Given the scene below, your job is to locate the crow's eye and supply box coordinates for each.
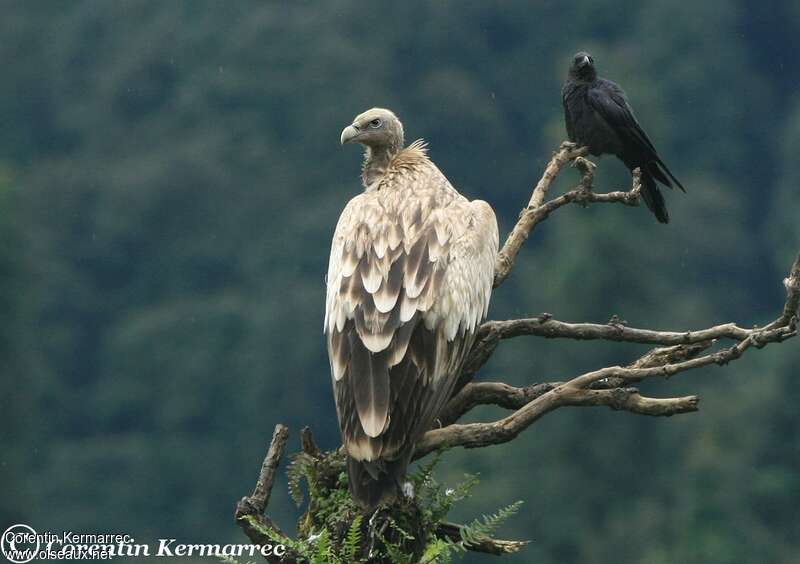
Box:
[369,118,382,128]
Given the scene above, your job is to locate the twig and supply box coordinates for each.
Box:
[507,159,641,235]
[300,426,321,458]
[436,522,529,555]
[235,424,293,563]
[442,342,710,426]
[596,341,713,389]
[250,424,290,513]
[568,326,794,389]
[493,146,642,288]
[439,382,557,427]
[477,315,754,346]
[494,142,587,287]
[418,384,699,458]
[767,252,800,329]
[628,342,715,368]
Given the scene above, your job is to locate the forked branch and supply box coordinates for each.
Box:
[493,143,640,287]
[419,252,800,457]
[235,424,294,563]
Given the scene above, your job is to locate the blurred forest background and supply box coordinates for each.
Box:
[1,1,799,563]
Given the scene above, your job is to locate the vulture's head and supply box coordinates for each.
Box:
[569,51,596,81]
[340,108,405,152]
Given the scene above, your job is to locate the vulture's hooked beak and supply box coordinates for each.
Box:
[340,124,360,145]
[580,55,591,67]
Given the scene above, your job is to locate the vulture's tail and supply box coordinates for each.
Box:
[347,455,408,511]
[639,168,669,224]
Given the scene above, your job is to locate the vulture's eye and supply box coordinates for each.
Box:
[369,118,382,128]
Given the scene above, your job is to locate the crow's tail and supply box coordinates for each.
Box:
[639,168,669,224]
[347,455,409,512]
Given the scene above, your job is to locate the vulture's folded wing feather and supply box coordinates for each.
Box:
[325,158,498,463]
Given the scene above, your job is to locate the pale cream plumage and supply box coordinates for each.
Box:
[326,108,498,509]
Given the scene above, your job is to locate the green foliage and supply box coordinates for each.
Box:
[217,557,256,564]
[343,514,364,562]
[417,502,525,564]
[420,538,458,564]
[243,514,321,561]
[285,447,522,562]
[457,502,524,549]
[288,452,319,507]
[312,530,336,564]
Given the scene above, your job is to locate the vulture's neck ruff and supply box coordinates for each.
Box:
[361,144,397,189]
[360,140,431,192]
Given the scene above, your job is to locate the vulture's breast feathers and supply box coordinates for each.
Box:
[325,141,498,461]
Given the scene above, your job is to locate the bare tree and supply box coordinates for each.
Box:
[235,142,800,563]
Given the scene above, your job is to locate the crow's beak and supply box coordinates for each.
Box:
[340,124,360,145]
[582,55,591,66]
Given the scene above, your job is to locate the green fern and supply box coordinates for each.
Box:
[444,474,480,504]
[427,473,480,524]
[384,515,415,542]
[217,556,256,564]
[380,534,415,564]
[241,515,312,558]
[419,538,457,564]
[287,452,316,507]
[343,514,363,562]
[409,451,443,492]
[311,529,341,564]
[458,501,524,548]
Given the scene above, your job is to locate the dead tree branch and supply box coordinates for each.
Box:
[493,143,641,287]
[235,424,294,563]
[460,311,779,380]
[436,522,530,555]
[440,341,712,427]
[477,315,756,346]
[438,381,558,427]
[418,252,799,457]
[770,252,800,329]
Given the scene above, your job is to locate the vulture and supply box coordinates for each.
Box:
[326,108,498,510]
[562,51,685,223]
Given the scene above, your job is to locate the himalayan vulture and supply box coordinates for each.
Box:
[325,108,498,510]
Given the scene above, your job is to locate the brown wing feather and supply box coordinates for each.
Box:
[326,148,498,467]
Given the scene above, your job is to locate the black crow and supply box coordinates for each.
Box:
[562,51,685,223]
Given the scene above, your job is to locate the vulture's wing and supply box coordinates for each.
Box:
[588,79,685,192]
[325,163,498,464]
